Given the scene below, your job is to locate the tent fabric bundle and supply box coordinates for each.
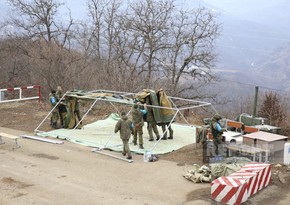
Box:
[134,89,175,124]
[183,164,212,183]
[158,89,175,123]
[65,89,134,104]
[65,97,77,129]
[149,89,162,123]
[211,157,252,178]
[139,89,162,123]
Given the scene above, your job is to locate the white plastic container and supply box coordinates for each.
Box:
[283,143,290,165]
[143,150,152,162]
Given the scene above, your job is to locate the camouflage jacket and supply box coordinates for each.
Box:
[114,116,133,140]
[131,107,144,126]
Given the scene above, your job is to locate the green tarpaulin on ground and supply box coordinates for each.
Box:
[37,113,197,155]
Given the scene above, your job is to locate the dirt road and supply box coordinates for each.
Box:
[0,127,212,205]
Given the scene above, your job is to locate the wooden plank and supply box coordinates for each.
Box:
[0,132,20,148]
[226,120,243,129]
[0,132,19,139]
[243,126,259,133]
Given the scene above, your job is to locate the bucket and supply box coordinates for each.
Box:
[143,150,152,162]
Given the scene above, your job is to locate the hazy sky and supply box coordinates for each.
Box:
[1,0,285,21]
[64,0,87,20]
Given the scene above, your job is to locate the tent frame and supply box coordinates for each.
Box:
[34,89,216,162]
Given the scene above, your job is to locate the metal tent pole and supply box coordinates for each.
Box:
[92,149,133,163]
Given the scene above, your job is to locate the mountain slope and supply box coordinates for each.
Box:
[250,43,290,90]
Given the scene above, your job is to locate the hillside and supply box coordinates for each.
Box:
[250,43,290,90]
[201,0,290,91]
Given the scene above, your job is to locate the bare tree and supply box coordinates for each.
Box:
[0,38,31,86]
[259,92,286,126]
[85,0,143,91]
[2,0,92,95]
[1,0,221,99]
[7,0,69,45]
[86,0,123,89]
[87,0,106,58]
[160,7,220,96]
[124,0,175,87]
[119,1,220,95]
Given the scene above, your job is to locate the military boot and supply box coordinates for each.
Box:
[139,144,144,149]
[156,135,160,140]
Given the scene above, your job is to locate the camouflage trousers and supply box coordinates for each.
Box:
[147,122,160,140]
[213,136,222,156]
[122,139,131,158]
[51,110,59,124]
[133,124,143,145]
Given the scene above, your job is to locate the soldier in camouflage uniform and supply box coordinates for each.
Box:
[56,86,67,128]
[210,114,225,156]
[146,104,160,141]
[114,112,133,159]
[49,90,59,128]
[131,103,147,149]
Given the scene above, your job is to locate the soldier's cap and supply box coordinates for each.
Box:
[213,113,222,120]
[133,103,138,109]
[121,111,126,116]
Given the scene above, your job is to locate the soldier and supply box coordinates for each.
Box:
[210,114,225,156]
[49,90,59,128]
[56,86,63,100]
[56,86,67,128]
[146,100,160,141]
[114,112,133,160]
[131,103,147,149]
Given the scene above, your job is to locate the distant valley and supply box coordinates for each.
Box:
[198,0,290,91]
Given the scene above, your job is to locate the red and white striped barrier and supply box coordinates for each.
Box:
[228,170,259,197]
[240,163,271,191]
[0,85,41,103]
[211,176,248,205]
